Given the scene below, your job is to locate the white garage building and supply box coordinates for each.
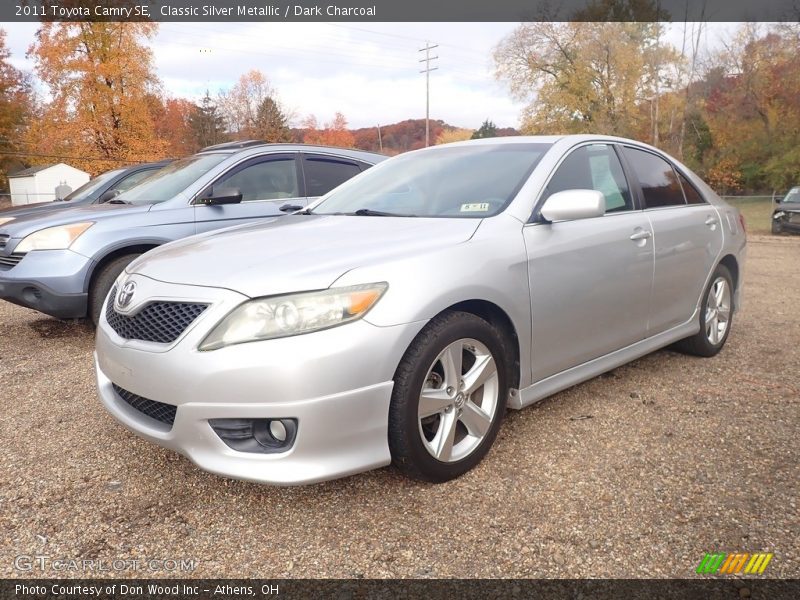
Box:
[8,163,90,206]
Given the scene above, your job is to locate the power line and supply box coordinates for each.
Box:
[0,151,132,163]
[419,42,439,147]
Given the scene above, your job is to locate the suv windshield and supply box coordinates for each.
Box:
[312,143,551,218]
[63,168,125,202]
[117,154,229,205]
[784,188,800,203]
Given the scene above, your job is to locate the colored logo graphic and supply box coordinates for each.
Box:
[696,552,773,575]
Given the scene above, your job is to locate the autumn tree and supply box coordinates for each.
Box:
[220,70,285,140]
[0,29,34,190]
[436,127,473,145]
[27,22,166,174]
[152,97,198,156]
[253,97,292,143]
[189,91,227,149]
[302,112,355,148]
[494,22,682,141]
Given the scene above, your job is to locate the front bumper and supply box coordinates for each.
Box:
[94,277,427,484]
[0,248,92,318]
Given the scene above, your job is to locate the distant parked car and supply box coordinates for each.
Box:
[94,135,746,485]
[0,143,385,324]
[0,161,171,224]
[772,186,800,234]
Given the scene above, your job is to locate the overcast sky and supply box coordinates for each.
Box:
[1,22,735,130]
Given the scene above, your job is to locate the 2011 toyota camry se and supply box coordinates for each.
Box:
[94,135,747,485]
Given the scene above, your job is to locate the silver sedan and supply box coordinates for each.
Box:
[94,135,746,485]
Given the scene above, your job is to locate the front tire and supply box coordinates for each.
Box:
[88,254,141,326]
[673,264,734,357]
[389,311,510,483]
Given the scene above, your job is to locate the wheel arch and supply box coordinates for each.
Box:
[717,254,740,307]
[84,242,164,293]
[437,299,522,390]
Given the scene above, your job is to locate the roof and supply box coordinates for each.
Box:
[197,143,387,162]
[8,164,58,178]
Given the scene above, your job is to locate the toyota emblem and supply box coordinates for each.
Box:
[117,281,137,308]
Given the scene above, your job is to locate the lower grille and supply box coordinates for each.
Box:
[106,285,208,344]
[0,253,24,268]
[113,384,177,427]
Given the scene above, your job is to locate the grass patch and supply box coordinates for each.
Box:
[725,198,774,235]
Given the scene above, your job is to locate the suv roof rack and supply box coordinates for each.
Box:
[199,140,268,152]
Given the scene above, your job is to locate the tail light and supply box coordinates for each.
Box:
[738,213,747,235]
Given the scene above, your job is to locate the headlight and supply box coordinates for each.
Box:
[0,217,14,227]
[15,222,94,253]
[199,282,388,351]
[773,211,785,219]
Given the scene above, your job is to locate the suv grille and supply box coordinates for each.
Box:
[0,253,24,268]
[113,384,177,427]
[106,286,208,344]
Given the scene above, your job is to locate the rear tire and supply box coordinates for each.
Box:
[389,311,510,483]
[88,254,140,326]
[673,264,733,357]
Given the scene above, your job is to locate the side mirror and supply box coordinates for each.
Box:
[98,189,120,203]
[200,188,243,206]
[540,189,606,222]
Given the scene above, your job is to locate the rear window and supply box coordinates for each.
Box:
[303,156,362,197]
[623,147,686,208]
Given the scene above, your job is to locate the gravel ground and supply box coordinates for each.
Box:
[0,235,797,579]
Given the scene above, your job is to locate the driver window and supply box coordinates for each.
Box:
[213,157,298,202]
[542,144,632,213]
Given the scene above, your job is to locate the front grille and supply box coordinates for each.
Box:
[0,253,24,268]
[113,384,177,427]
[0,234,8,249]
[106,286,208,344]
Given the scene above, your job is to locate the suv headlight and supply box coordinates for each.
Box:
[15,222,94,253]
[773,211,785,219]
[199,283,389,351]
[0,217,15,227]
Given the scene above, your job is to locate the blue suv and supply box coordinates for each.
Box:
[0,143,384,324]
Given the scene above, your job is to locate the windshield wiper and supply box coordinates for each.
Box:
[352,208,416,217]
[107,198,131,205]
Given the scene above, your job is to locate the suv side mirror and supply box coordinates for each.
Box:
[540,189,606,222]
[98,189,120,203]
[201,188,243,206]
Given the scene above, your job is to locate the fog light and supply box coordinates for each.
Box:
[269,420,287,442]
[209,418,297,454]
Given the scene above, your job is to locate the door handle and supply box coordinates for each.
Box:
[629,230,652,241]
[705,216,718,227]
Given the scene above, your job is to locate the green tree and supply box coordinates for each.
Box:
[253,97,292,143]
[189,91,227,149]
[471,120,498,139]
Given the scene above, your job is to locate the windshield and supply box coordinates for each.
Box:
[116,154,229,205]
[784,188,800,203]
[312,143,551,218]
[63,168,125,202]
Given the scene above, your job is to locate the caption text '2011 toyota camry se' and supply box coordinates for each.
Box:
[94,135,747,485]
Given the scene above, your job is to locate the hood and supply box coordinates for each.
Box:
[130,214,482,298]
[0,203,152,238]
[776,202,800,212]
[0,199,92,221]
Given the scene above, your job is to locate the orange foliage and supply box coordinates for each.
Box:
[302,112,355,148]
[27,22,166,174]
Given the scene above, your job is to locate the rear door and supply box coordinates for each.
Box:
[193,153,302,234]
[621,146,723,335]
[301,153,365,203]
[524,143,654,382]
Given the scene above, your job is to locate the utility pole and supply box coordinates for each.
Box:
[377,124,383,152]
[419,41,438,147]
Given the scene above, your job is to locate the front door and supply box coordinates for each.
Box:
[193,153,304,234]
[523,143,654,382]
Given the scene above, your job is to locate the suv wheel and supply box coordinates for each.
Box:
[89,254,141,326]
